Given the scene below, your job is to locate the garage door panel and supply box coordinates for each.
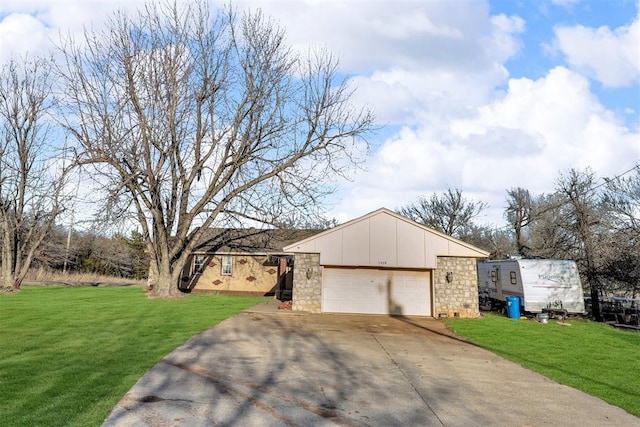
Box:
[389,274,430,316]
[323,268,431,316]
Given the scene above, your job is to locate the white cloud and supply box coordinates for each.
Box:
[489,14,526,60]
[453,67,637,181]
[0,1,145,63]
[347,67,505,126]
[340,8,524,127]
[238,0,523,75]
[0,13,50,62]
[553,13,640,87]
[336,66,640,225]
[1,0,637,230]
[551,0,581,6]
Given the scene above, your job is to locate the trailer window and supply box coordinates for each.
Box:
[490,270,497,282]
[510,271,517,284]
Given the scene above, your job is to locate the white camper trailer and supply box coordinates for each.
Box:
[477,259,586,314]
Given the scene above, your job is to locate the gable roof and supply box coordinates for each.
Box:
[283,208,490,268]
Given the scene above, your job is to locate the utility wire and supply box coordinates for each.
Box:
[495,162,640,232]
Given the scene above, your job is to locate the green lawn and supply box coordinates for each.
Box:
[447,312,640,417]
[0,286,267,427]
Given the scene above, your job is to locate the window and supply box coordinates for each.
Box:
[510,271,517,285]
[193,255,205,274]
[490,270,497,282]
[221,255,233,275]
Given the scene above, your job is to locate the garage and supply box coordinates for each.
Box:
[285,208,490,317]
[323,268,431,316]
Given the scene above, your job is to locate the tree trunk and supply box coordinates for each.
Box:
[146,258,185,298]
[1,230,15,289]
[1,262,13,289]
[149,286,184,298]
[589,282,602,322]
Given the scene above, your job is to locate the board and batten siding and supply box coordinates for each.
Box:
[284,209,487,269]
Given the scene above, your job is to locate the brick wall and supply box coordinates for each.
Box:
[292,253,322,313]
[434,257,481,319]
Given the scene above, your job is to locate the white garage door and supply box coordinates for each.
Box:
[322,268,432,316]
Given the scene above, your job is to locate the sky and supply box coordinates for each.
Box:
[1,0,639,228]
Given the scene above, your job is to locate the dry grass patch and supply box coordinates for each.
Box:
[25,268,145,286]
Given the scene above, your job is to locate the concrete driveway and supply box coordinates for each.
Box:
[103,301,639,426]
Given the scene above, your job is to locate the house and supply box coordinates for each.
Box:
[184,208,490,318]
[181,228,318,297]
[284,208,490,318]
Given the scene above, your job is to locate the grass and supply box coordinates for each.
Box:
[447,312,640,417]
[0,286,267,427]
[4,290,638,424]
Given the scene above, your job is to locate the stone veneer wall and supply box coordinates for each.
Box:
[434,256,481,319]
[292,253,322,313]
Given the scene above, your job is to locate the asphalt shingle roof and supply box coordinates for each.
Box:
[193,228,320,254]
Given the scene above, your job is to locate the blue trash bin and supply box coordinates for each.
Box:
[506,296,520,319]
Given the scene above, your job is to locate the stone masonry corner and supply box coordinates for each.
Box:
[292,253,322,313]
[434,256,481,319]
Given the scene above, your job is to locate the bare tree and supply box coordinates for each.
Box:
[603,165,640,233]
[554,168,608,321]
[599,235,640,298]
[71,231,148,279]
[526,192,573,259]
[57,1,374,297]
[505,187,535,257]
[462,224,513,259]
[397,187,487,238]
[602,165,640,297]
[0,56,67,291]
